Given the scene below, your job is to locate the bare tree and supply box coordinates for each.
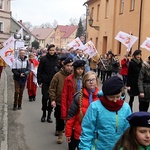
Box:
[23,22,33,30]
[69,18,78,25]
[52,20,58,28]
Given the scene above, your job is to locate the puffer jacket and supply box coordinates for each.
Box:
[79,100,131,150]
[12,56,30,82]
[65,87,99,140]
[37,53,59,85]
[61,74,76,119]
[138,61,150,101]
[49,67,71,105]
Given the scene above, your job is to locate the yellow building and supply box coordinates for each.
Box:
[0,0,11,42]
[85,0,149,60]
[54,25,78,48]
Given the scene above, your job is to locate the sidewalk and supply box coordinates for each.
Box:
[0,71,8,150]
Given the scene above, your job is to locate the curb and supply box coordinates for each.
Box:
[0,71,8,150]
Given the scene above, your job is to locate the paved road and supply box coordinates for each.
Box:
[5,66,67,150]
[3,67,149,150]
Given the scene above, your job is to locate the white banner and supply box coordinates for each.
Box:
[84,41,98,58]
[0,36,15,67]
[67,37,84,50]
[115,31,138,51]
[141,37,150,51]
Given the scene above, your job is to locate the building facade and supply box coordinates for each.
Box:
[85,0,149,60]
[0,0,11,42]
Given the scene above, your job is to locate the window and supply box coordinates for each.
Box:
[130,0,135,11]
[118,42,121,55]
[96,37,98,49]
[0,0,4,9]
[0,22,3,32]
[105,0,109,18]
[120,0,124,14]
[91,7,94,18]
[97,4,100,21]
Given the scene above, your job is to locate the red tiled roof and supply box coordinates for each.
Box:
[31,28,54,40]
[57,25,78,38]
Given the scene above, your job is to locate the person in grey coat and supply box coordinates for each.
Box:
[138,56,150,111]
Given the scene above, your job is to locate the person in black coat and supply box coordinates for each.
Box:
[127,50,142,111]
[37,44,59,123]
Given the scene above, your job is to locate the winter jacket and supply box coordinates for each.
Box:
[12,56,30,83]
[120,58,129,75]
[79,100,131,150]
[127,58,142,96]
[112,59,120,73]
[138,61,150,101]
[49,67,71,105]
[37,53,59,85]
[61,74,76,119]
[65,87,99,140]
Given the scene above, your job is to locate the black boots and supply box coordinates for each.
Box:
[41,110,46,122]
[13,104,17,111]
[29,96,33,102]
[47,111,53,123]
[13,104,22,110]
[41,111,53,123]
[29,95,36,102]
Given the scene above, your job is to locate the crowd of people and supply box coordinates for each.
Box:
[1,42,150,149]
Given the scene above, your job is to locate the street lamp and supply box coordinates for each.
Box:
[14,33,21,40]
[14,32,22,58]
[23,34,31,46]
[88,18,100,31]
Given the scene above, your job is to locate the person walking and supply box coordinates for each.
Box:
[138,56,150,111]
[61,60,85,150]
[120,54,129,86]
[65,71,99,150]
[12,49,30,110]
[49,57,73,144]
[0,42,6,79]
[26,52,39,102]
[79,76,131,150]
[127,49,142,111]
[37,44,59,123]
[113,112,150,150]
[73,47,90,72]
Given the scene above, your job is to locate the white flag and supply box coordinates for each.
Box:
[140,37,150,51]
[17,28,23,40]
[0,36,15,67]
[67,37,84,50]
[84,41,98,58]
[115,31,138,51]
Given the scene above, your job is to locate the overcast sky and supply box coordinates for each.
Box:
[11,0,86,26]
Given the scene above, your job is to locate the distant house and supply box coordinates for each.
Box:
[0,0,11,42]
[54,25,78,48]
[31,28,55,48]
[10,18,34,47]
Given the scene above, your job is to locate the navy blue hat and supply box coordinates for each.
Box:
[132,49,141,56]
[63,57,73,65]
[72,60,86,68]
[127,112,150,127]
[102,76,124,95]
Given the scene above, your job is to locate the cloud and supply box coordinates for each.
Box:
[11,0,86,26]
